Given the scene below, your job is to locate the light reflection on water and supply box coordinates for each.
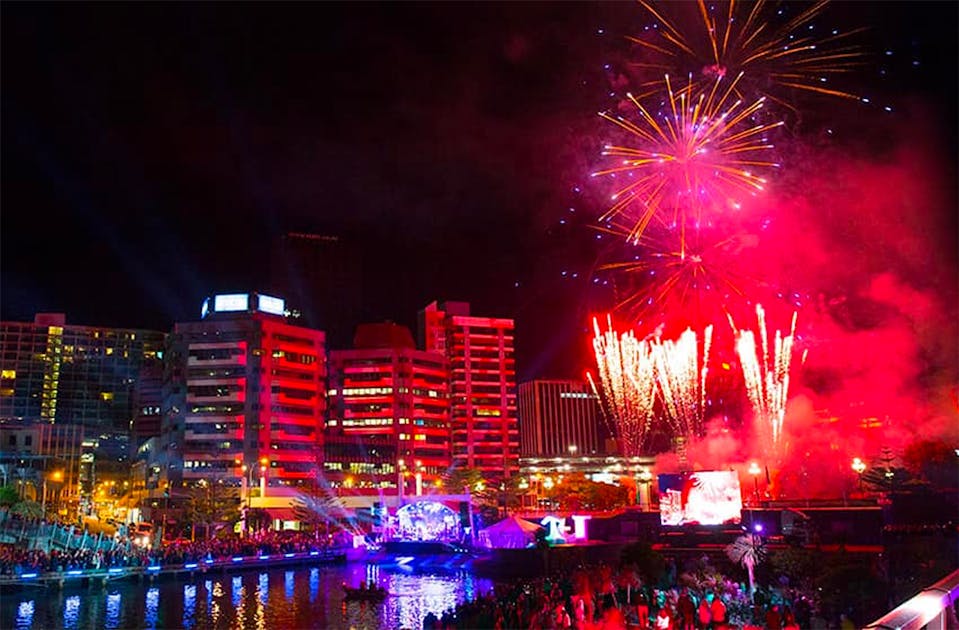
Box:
[63,594,80,629]
[3,563,493,629]
[15,601,33,630]
[145,587,159,629]
[105,591,122,629]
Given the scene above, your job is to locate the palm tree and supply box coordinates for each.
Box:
[726,533,766,596]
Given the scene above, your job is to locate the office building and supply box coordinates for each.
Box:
[327,322,450,494]
[162,292,326,490]
[419,301,518,477]
[0,313,166,433]
[518,379,606,458]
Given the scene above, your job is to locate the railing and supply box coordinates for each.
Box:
[0,548,346,586]
[863,569,959,630]
[0,512,121,553]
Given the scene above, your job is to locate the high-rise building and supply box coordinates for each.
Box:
[130,363,163,454]
[0,313,166,435]
[0,312,164,491]
[419,301,518,477]
[327,323,449,495]
[518,379,605,458]
[162,293,326,491]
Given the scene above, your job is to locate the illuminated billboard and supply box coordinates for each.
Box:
[659,471,742,526]
[213,294,249,313]
[257,294,285,316]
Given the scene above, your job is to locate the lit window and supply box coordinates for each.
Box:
[0,370,15,379]
[101,392,114,402]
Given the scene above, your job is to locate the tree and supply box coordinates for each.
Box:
[903,439,958,490]
[187,483,240,539]
[0,485,19,507]
[726,534,766,596]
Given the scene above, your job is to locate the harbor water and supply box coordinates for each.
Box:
[0,562,493,630]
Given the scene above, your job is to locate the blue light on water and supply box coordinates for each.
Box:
[20,573,37,578]
[108,568,124,574]
[63,595,81,629]
[284,553,295,558]
[309,568,319,603]
[145,587,159,629]
[309,551,319,556]
[66,570,84,576]
[257,573,269,605]
[184,563,198,569]
[15,600,34,629]
[285,570,295,599]
[105,592,122,629]
[183,584,196,629]
[147,565,161,571]
[232,576,244,609]
[258,555,270,560]
[232,557,244,562]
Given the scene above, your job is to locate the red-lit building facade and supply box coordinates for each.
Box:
[419,301,518,478]
[327,323,449,495]
[161,293,326,491]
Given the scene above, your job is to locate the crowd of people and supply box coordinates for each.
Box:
[424,562,824,630]
[0,528,345,578]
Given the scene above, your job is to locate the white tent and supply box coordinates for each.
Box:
[477,516,543,549]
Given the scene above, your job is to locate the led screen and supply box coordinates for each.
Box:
[659,470,742,526]
[257,294,285,315]
[214,293,249,313]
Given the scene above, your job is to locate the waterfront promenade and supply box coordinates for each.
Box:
[0,547,346,589]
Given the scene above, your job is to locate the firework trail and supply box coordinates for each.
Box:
[628,0,865,111]
[593,72,782,248]
[733,304,797,454]
[588,316,657,456]
[652,325,713,441]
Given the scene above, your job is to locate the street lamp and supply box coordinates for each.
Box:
[637,468,653,511]
[748,462,762,505]
[258,457,269,499]
[852,457,866,493]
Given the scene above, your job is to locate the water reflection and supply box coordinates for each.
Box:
[0,563,493,630]
[63,594,80,629]
[105,591,122,629]
[145,587,160,629]
[15,600,34,629]
[183,584,197,629]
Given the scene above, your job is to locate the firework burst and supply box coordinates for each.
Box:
[733,304,797,455]
[652,325,713,441]
[593,72,783,247]
[629,0,865,110]
[589,317,713,455]
[587,316,657,456]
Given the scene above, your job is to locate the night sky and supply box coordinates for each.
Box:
[3,2,956,382]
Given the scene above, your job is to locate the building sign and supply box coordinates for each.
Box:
[214,294,249,313]
[257,294,285,316]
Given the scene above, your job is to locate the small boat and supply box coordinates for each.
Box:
[342,584,389,602]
